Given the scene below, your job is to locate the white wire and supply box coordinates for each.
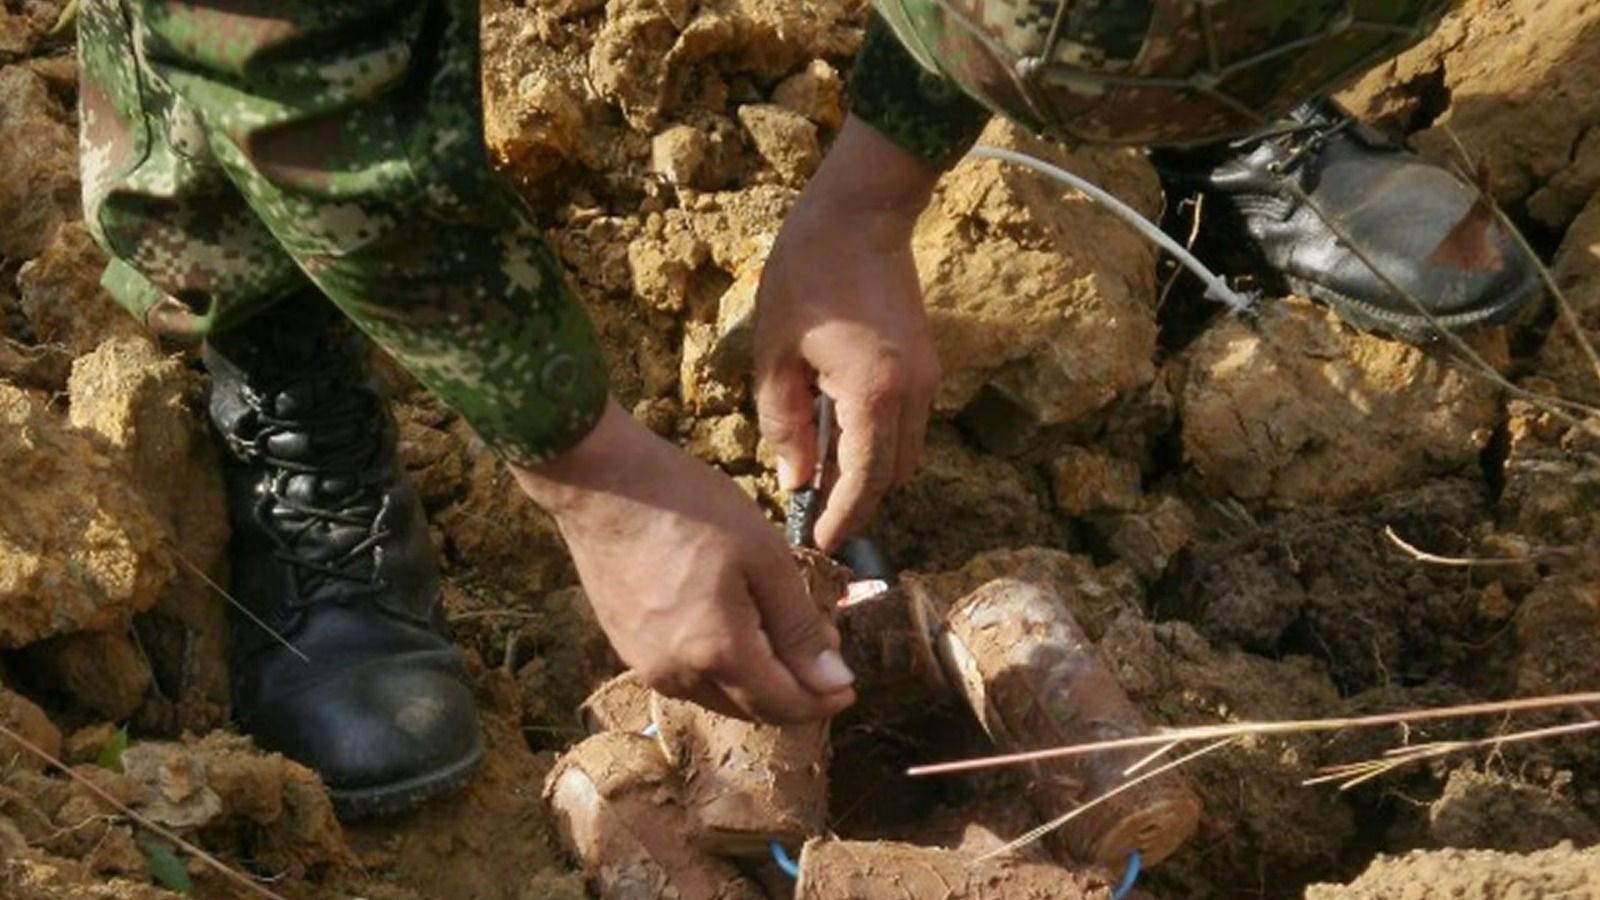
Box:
[967,144,1258,316]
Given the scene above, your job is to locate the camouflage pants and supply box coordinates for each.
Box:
[77,0,608,465]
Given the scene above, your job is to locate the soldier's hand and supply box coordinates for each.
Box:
[510,400,856,724]
[754,115,943,551]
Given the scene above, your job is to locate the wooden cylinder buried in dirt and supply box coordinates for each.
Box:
[579,670,653,734]
[544,731,765,900]
[651,692,830,857]
[794,838,1108,899]
[938,578,1201,869]
[835,583,955,727]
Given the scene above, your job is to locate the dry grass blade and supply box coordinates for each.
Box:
[1383,525,1533,567]
[0,722,290,900]
[975,738,1235,863]
[165,539,309,663]
[1437,124,1600,394]
[1307,719,1600,791]
[908,691,1600,777]
[1121,739,1183,778]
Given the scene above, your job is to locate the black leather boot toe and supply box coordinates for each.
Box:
[1154,98,1541,343]
[206,293,483,819]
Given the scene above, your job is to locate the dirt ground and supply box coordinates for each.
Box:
[3,0,1599,897]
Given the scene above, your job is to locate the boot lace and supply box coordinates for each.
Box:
[231,383,395,601]
[1241,108,1359,176]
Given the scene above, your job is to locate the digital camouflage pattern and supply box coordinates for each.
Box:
[77,0,608,465]
[856,0,1454,155]
[849,16,995,169]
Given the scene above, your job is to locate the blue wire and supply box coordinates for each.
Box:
[770,841,800,878]
[1111,850,1142,900]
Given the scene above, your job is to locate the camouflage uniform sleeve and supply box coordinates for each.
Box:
[847,12,992,170]
[78,0,608,467]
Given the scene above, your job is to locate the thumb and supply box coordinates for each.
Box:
[755,360,818,492]
[751,556,856,696]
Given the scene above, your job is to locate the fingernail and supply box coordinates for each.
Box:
[777,457,802,492]
[812,648,855,690]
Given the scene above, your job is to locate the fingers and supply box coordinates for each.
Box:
[755,359,818,492]
[810,390,896,552]
[641,628,855,725]
[746,546,857,702]
[894,372,932,485]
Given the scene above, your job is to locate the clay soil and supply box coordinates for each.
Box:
[3,0,1599,898]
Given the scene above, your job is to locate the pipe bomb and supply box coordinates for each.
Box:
[579,670,653,735]
[544,731,765,900]
[650,691,830,857]
[938,578,1202,868]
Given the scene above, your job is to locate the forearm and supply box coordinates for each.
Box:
[507,398,645,517]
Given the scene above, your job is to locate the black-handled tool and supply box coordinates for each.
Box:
[784,394,834,549]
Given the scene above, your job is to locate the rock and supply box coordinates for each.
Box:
[1535,188,1600,408]
[1306,842,1600,899]
[0,1,69,59]
[876,424,1057,571]
[484,68,586,183]
[736,103,820,185]
[772,60,845,131]
[681,320,744,415]
[0,382,171,646]
[1428,764,1600,852]
[123,741,225,831]
[628,211,710,314]
[1049,445,1143,515]
[18,221,143,355]
[916,122,1162,431]
[1342,0,1600,231]
[1105,494,1197,583]
[1175,299,1502,507]
[0,685,62,770]
[0,64,77,261]
[119,734,351,877]
[1498,396,1600,547]
[587,0,859,129]
[1512,564,1600,698]
[67,336,229,724]
[587,0,681,129]
[21,630,152,722]
[685,414,759,467]
[651,123,711,188]
[0,338,73,392]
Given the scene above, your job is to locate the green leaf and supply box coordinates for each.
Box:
[136,834,194,895]
[96,726,129,774]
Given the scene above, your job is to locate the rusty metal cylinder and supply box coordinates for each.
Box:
[937,578,1201,868]
[544,731,765,900]
[650,692,830,857]
[835,583,954,726]
[795,838,1107,899]
[579,670,653,734]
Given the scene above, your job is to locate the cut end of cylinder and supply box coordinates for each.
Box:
[1087,793,1203,870]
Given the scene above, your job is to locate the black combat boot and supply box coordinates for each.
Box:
[205,292,483,819]
[1153,98,1541,342]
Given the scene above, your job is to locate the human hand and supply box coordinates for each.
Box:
[754,115,945,551]
[509,400,856,724]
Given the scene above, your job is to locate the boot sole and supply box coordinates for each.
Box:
[328,732,486,820]
[1287,273,1542,345]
